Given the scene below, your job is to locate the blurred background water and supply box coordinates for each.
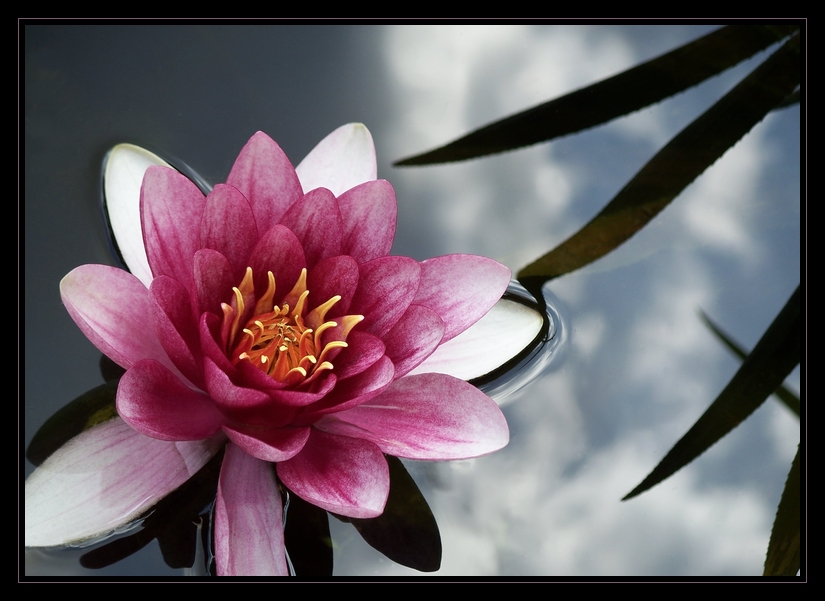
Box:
[23,23,801,577]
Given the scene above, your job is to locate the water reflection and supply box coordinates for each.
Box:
[474,280,567,405]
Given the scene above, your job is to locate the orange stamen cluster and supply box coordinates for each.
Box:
[220,267,363,386]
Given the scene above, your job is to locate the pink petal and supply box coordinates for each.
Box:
[414,255,511,343]
[306,255,360,317]
[215,443,289,576]
[103,144,172,287]
[298,355,395,420]
[277,429,388,518]
[25,418,224,547]
[149,275,203,389]
[193,249,235,317]
[141,165,206,290]
[222,425,311,463]
[60,265,173,372]
[279,187,343,269]
[226,131,303,232]
[349,256,421,337]
[199,184,259,282]
[234,360,335,405]
[316,373,509,460]
[295,123,377,196]
[117,359,224,441]
[337,180,397,263]
[204,358,281,419]
[330,331,386,379]
[199,313,237,376]
[382,304,445,378]
[203,359,307,428]
[247,225,307,305]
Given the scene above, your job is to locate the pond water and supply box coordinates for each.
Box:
[24,24,801,577]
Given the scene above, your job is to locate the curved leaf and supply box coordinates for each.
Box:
[519,33,800,282]
[100,354,126,382]
[349,456,441,572]
[396,25,798,166]
[622,287,801,501]
[700,310,800,417]
[283,490,334,577]
[764,446,800,576]
[623,286,800,501]
[26,380,119,466]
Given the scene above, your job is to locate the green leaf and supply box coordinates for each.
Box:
[518,33,800,283]
[99,354,126,382]
[395,25,798,166]
[623,286,800,501]
[700,310,800,417]
[283,490,334,577]
[349,456,442,572]
[764,446,800,576]
[774,87,800,110]
[26,380,119,466]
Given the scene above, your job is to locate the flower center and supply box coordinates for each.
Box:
[220,267,363,386]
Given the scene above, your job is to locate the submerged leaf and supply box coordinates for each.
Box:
[396,25,798,166]
[349,456,441,572]
[764,446,800,576]
[700,310,800,417]
[283,491,334,577]
[26,380,119,466]
[519,33,800,283]
[100,354,126,382]
[623,286,800,501]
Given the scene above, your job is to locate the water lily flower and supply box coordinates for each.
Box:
[25,124,541,576]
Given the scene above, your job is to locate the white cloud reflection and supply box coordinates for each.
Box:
[370,24,801,576]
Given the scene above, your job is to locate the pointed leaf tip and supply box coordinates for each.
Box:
[350,456,441,572]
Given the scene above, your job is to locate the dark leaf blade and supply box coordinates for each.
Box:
[396,25,798,166]
[153,449,224,570]
[26,380,119,466]
[700,310,800,417]
[518,33,800,283]
[623,286,800,501]
[100,354,126,382]
[283,491,334,577]
[79,527,156,570]
[764,446,800,576]
[349,456,441,572]
[774,88,800,110]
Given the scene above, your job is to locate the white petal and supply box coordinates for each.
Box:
[410,298,543,381]
[25,418,223,547]
[104,144,171,287]
[295,123,377,196]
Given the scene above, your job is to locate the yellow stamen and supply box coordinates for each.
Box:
[219,266,364,387]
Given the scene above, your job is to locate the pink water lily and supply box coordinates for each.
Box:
[25,124,537,576]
